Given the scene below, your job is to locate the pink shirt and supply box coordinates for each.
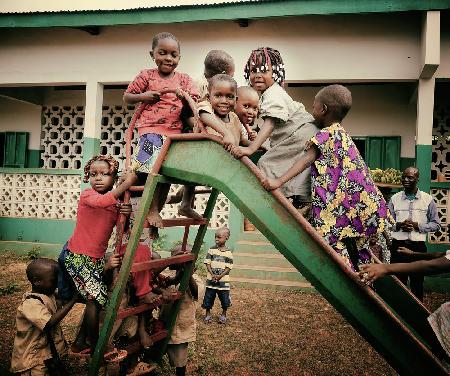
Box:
[126,68,199,136]
[68,188,118,259]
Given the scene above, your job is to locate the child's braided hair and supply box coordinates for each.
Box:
[244,47,286,86]
[83,155,119,183]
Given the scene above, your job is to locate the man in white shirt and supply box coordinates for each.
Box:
[388,167,441,300]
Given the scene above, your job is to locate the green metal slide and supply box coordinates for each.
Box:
[158,137,447,375]
[90,136,447,375]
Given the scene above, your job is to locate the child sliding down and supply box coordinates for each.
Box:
[262,85,392,271]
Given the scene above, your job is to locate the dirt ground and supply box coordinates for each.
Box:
[0,251,448,376]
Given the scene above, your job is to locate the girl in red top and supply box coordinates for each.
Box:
[58,155,136,355]
[123,32,200,237]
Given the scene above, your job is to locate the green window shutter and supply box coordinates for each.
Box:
[383,136,401,170]
[3,132,28,168]
[365,136,384,169]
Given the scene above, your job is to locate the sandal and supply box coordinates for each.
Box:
[69,347,91,357]
[104,348,128,363]
[218,314,227,324]
[204,315,212,324]
[126,361,157,376]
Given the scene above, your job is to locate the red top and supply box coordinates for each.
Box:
[125,68,199,136]
[68,188,118,259]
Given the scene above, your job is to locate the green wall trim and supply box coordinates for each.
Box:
[415,144,432,192]
[0,167,82,174]
[430,181,450,188]
[1,0,450,28]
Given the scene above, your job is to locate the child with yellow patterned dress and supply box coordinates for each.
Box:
[261,85,392,271]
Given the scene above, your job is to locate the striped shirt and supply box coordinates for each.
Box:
[204,246,233,290]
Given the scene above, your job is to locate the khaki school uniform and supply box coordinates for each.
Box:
[10,292,67,375]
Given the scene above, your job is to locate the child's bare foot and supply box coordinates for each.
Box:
[166,189,184,204]
[70,342,91,355]
[178,205,203,220]
[139,330,154,350]
[139,292,161,305]
[146,211,164,228]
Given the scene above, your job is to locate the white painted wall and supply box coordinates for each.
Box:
[0,13,421,86]
[287,84,417,158]
[0,96,42,149]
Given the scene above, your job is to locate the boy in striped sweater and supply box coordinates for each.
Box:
[202,227,233,324]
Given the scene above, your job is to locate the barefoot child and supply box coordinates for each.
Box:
[262,85,392,271]
[57,155,136,356]
[202,227,233,324]
[230,47,318,211]
[177,74,252,212]
[235,86,259,141]
[166,50,236,208]
[360,248,450,359]
[10,259,78,375]
[235,86,259,231]
[123,32,200,234]
[160,244,203,376]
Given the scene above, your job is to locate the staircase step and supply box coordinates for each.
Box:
[233,265,306,282]
[233,277,312,290]
[233,253,293,268]
[239,231,267,242]
[234,240,279,254]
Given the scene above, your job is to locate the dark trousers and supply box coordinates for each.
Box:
[391,239,427,301]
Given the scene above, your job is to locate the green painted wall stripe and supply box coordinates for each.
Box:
[0,167,82,174]
[0,217,76,243]
[1,0,450,28]
[415,144,432,192]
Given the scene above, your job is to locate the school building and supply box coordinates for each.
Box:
[0,1,449,289]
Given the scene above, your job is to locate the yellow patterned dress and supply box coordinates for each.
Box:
[310,123,392,270]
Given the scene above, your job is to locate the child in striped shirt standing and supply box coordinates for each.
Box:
[202,227,233,324]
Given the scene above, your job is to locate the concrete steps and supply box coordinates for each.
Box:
[232,231,313,290]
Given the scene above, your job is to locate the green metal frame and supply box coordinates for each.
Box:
[88,175,218,375]
[1,0,450,28]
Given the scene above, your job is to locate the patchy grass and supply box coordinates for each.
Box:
[0,251,448,375]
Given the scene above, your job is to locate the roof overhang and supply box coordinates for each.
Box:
[1,0,450,28]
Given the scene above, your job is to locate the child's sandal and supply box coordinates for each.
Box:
[218,314,227,324]
[204,315,212,324]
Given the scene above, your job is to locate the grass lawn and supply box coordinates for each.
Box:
[0,251,447,375]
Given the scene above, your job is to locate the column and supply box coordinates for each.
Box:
[416,11,439,192]
[82,81,104,174]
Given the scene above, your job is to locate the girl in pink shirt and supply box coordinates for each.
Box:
[124,32,200,237]
[58,155,136,355]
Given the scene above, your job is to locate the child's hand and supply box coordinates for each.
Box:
[228,146,250,159]
[397,247,415,256]
[105,253,122,270]
[359,263,388,284]
[117,202,132,216]
[261,177,282,191]
[140,90,161,104]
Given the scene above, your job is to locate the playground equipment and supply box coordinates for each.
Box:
[89,131,448,375]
